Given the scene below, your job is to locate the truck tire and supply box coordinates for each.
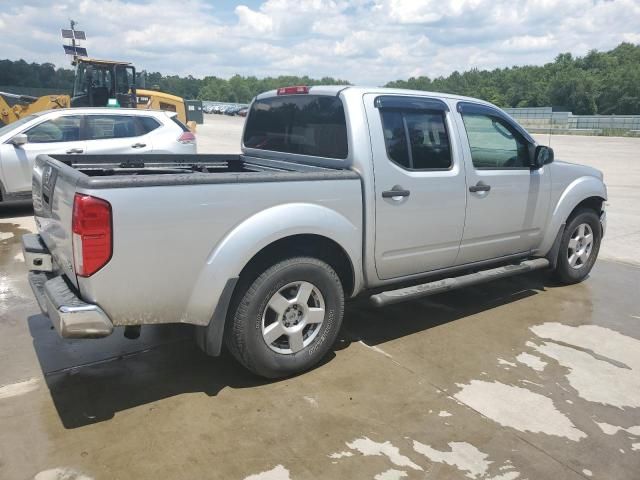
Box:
[553,208,602,284]
[225,257,344,378]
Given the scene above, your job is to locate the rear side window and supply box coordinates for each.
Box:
[138,116,161,134]
[243,95,348,159]
[380,109,452,170]
[170,116,190,132]
[26,116,82,143]
[86,115,139,140]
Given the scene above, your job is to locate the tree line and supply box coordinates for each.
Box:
[387,42,640,115]
[1,42,638,114]
[0,59,75,90]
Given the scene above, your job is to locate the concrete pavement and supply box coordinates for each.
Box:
[1,117,639,480]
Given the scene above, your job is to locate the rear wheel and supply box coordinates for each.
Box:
[225,257,344,378]
[553,208,602,284]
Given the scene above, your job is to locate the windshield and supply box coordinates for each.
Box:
[0,115,38,139]
[74,62,115,97]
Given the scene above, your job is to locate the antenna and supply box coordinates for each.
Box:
[548,107,553,148]
[61,20,88,65]
[548,108,552,147]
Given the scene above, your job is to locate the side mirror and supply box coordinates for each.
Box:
[532,145,554,169]
[11,133,28,147]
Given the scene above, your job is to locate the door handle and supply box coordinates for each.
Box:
[131,143,146,149]
[469,181,491,193]
[382,186,410,199]
[66,148,83,154]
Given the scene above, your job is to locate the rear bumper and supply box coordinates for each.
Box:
[24,234,113,339]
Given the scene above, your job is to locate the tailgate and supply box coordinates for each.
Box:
[32,154,81,288]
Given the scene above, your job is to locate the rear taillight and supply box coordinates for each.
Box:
[72,194,112,277]
[178,131,196,144]
[277,86,309,95]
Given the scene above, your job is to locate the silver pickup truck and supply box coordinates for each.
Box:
[23,86,607,378]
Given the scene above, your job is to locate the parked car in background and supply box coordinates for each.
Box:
[224,106,241,116]
[202,104,249,115]
[0,108,196,202]
[237,107,248,117]
[25,86,606,379]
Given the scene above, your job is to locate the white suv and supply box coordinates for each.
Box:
[0,108,196,202]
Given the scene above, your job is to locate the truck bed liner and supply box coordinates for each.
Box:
[42,154,360,189]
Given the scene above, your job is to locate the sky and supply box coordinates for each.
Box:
[1,0,639,85]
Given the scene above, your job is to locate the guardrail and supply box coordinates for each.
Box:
[504,107,640,136]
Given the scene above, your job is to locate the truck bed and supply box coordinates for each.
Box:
[46,154,358,189]
[31,152,363,329]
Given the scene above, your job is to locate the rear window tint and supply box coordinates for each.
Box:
[171,116,189,132]
[86,115,138,139]
[243,95,348,159]
[138,116,161,134]
[380,110,452,170]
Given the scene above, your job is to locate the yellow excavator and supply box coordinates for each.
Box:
[0,57,194,130]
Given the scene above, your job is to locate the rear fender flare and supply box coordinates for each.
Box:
[183,203,363,327]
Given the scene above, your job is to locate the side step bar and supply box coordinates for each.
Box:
[370,258,550,307]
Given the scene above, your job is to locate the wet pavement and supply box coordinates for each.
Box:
[2,126,640,479]
[1,199,639,480]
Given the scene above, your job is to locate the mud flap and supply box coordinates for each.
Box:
[546,223,566,270]
[195,277,238,356]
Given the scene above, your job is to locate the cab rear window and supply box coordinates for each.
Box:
[243,95,348,159]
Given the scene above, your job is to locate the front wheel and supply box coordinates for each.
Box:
[225,257,344,378]
[553,208,602,284]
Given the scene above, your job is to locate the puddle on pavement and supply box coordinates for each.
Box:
[454,379,587,441]
[529,322,640,408]
[1,216,36,318]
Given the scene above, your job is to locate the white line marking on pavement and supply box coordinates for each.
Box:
[0,377,39,400]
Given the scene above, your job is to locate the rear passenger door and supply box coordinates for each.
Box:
[83,114,154,154]
[455,102,551,264]
[364,94,467,280]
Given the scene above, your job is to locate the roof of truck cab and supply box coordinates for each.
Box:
[255,85,496,108]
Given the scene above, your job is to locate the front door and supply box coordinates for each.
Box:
[365,94,467,280]
[455,103,551,265]
[1,115,85,195]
